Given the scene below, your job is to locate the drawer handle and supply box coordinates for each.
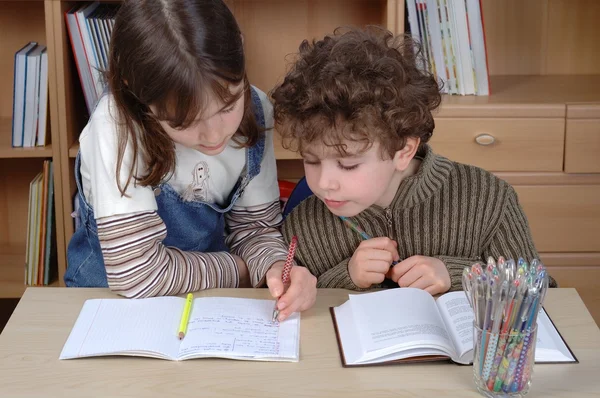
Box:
[475,134,495,146]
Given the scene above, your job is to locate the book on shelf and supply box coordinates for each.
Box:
[330,288,577,367]
[25,160,57,286]
[405,0,490,95]
[11,42,37,147]
[60,296,300,362]
[65,2,120,114]
[11,42,49,148]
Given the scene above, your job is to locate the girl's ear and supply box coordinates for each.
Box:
[392,137,420,171]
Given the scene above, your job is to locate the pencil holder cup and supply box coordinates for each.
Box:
[472,323,538,397]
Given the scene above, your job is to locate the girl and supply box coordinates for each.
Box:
[66,0,316,321]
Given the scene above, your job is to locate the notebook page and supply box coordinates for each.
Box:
[60,297,182,360]
[349,288,455,362]
[178,297,299,361]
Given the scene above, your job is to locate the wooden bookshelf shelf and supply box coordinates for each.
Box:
[439,75,600,117]
[0,119,53,159]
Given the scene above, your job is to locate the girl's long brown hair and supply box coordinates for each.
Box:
[107,0,261,195]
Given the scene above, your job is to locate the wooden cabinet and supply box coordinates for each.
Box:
[565,105,600,174]
[514,185,600,252]
[430,117,565,172]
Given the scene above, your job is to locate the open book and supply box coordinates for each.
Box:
[60,296,300,362]
[330,288,577,367]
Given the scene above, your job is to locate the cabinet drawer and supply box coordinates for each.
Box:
[515,185,600,252]
[565,119,600,173]
[429,118,565,171]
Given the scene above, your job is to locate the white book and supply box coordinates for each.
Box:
[60,296,300,362]
[12,42,38,147]
[406,0,421,44]
[331,288,577,367]
[439,0,458,94]
[449,0,475,95]
[23,45,45,147]
[36,49,49,146]
[425,0,448,91]
[465,0,490,95]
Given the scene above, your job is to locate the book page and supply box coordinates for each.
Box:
[436,291,474,360]
[435,296,575,364]
[534,308,576,363]
[348,288,456,363]
[178,297,299,362]
[60,297,183,360]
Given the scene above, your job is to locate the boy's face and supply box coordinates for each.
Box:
[302,139,417,217]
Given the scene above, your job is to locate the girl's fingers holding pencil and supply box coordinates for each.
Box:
[276,266,316,321]
[266,261,285,298]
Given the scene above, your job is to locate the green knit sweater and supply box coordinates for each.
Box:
[282,145,557,291]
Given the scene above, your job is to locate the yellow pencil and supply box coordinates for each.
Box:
[178,293,193,340]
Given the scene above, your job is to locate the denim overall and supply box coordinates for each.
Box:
[65,87,266,287]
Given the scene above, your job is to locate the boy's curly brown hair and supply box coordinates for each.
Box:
[271,26,442,158]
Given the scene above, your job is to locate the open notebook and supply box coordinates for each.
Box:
[330,288,577,367]
[60,296,300,362]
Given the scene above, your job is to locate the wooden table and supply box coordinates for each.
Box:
[1,288,599,397]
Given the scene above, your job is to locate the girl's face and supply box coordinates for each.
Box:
[152,84,245,156]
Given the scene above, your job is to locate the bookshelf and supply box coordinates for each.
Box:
[1,0,599,323]
[0,1,65,297]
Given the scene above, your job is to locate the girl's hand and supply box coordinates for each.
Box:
[348,237,400,288]
[266,261,317,321]
[386,255,451,295]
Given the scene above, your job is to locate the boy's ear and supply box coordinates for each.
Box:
[393,137,420,171]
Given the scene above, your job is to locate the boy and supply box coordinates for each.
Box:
[272,26,556,294]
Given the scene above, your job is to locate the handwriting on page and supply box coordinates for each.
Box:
[179,313,281,357]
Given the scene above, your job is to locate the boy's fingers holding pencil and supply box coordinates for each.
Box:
[357,237,400,262]
[359,237,398,252]
[387,256,418,283]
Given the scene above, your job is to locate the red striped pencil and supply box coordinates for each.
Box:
[272,236,298,322]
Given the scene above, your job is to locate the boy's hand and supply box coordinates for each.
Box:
[266,261,317,322]
[386,255,450,295]
[348,237,400,288]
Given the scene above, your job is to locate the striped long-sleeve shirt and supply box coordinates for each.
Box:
[282,145,557,291]
[98,200,289,298]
